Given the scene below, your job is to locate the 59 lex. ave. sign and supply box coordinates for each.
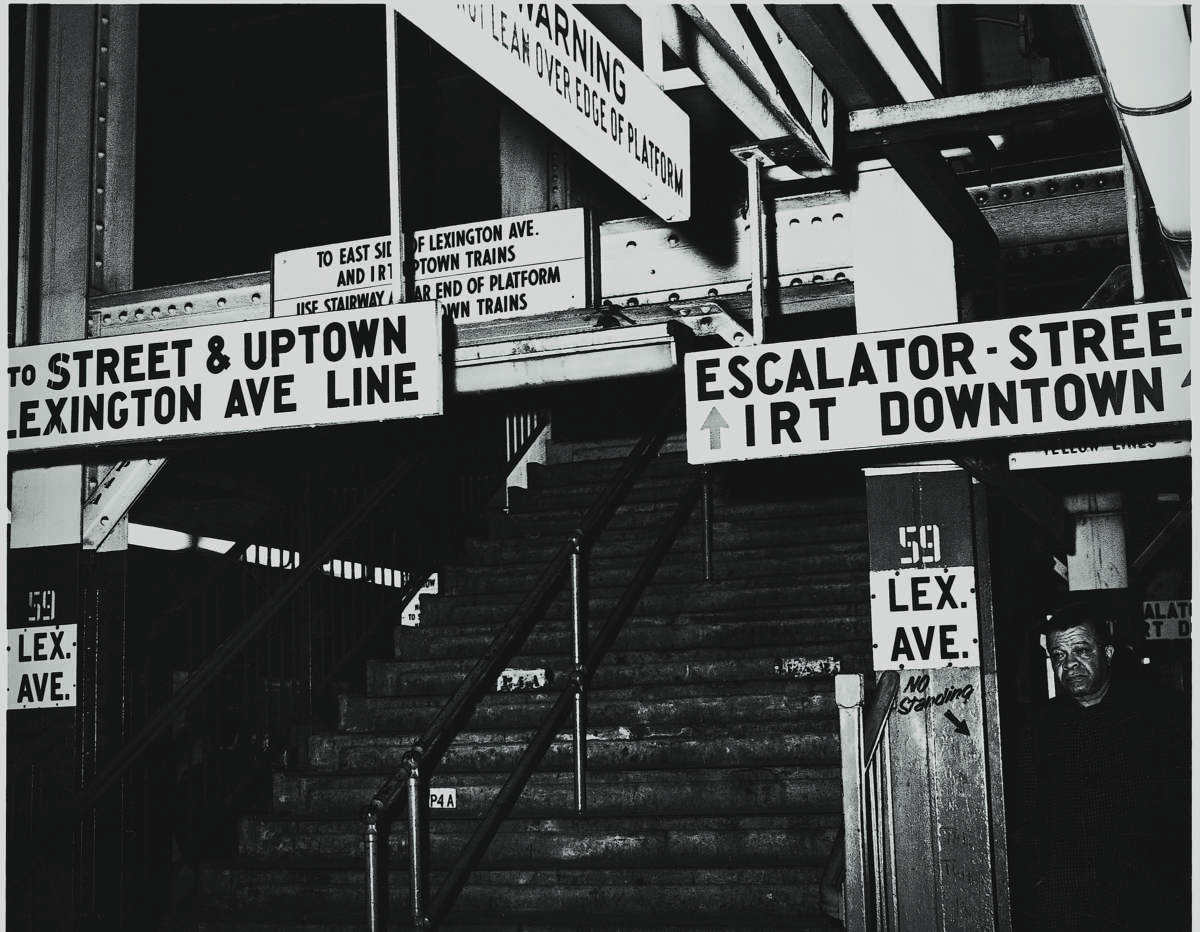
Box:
[685,301,1190,463]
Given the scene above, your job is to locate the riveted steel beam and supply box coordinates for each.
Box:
[773,4,998,258]
[848,77,1106,149]
[88,271,271,336]
[669,301,753,347]
[83,459,167,551]
[90,6,138,294]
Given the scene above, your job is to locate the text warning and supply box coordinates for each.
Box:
[9,624,78,710]
[870,567,980,671]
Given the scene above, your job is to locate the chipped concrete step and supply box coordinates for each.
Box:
[237,811,838,866]
[339,678,838,732]
[439,545,868,596]
[389,627,865,680]
[274,763,842,819]
[384,618,864,681]
[199,863,822,920]
[306,721,839,774]
[373,646,862,700]
[418,578,868,628]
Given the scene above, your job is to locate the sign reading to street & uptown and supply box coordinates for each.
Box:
[7,303,443,453]
[685,301,1190,463]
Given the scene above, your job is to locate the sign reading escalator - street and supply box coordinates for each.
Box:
[684,301,1190,464]
[395,1,691,222]
[7,302,443,453]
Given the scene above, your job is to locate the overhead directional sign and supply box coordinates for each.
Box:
[412,208,590,321]
[7,303,443,453]
[685,301,1190,464]
[396,1,691,222]
[274,235,395,316]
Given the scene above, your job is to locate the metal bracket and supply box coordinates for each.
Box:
[953,454,1073,560]
[669,301,753,347]
[82,458,166,550]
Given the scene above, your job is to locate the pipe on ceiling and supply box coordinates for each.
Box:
[1077,6,1191,296]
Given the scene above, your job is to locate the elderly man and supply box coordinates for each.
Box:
[1029,604,1189,931]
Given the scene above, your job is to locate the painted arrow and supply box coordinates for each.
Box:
[944,710,970,736]
[701,407,729,450]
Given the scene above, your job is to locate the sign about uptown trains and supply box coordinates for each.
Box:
[685,301,1191,463]
[396,1,691,222]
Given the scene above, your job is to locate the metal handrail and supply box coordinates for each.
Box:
[426,477,704,925]
[821,670,901,926]
[66,446,440,823]
[363,399,685,930]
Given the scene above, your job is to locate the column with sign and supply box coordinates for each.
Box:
[865,467,999,930]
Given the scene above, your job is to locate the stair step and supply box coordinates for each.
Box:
[527,452,695,489]
[462,525,867,565]
[487,499,866,540]
[440,544,868,596]
[340,679,838,732]
[383,615,868,685]
[418,578,868,628]
[306,722,839,774]
[237,811,839,865]
[274,765,842,819]
[199,864,822,919]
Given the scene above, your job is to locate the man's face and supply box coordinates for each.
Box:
[1047,623,1114,706]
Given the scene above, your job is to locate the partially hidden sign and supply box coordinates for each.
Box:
[412,208,589,321]
[9,624,77,710]
[867,471,981,671]
[273,235,395,316]
[1144,600,1191,640]
[396,2,691,222]
[685,301,1190,464]
[7,303,443,452]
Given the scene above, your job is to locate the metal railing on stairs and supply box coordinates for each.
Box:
[363,400,709,930]
[823,670,901,931]
[33,410,544,929]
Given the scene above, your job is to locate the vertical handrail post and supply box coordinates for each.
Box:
[405,751,426,928]
[701,466,714,581]
[365,806,382,932]
[836,674,868,932]
[569,530,587,814]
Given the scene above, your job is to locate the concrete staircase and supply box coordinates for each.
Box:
[192,435,870,930]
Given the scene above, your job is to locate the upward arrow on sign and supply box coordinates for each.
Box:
[701,407,729,450]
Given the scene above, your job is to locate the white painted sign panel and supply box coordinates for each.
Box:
[685,301,1190,464]
[870,567,980,671]
[412,209,589,321]
[1144,600,1191,640]
[1008,439,1190,470]
[8,303,443,452]
[273,236,395,316]
[8,624,77,710]
[396,2,691,222]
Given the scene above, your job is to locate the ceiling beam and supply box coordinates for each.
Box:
[772,4,998,257]
[848,76,1106,149]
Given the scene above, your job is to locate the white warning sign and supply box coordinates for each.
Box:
[8,624,78,710]
[870,567,980,671]
[412,209,589,322]
[273,236,396,316]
